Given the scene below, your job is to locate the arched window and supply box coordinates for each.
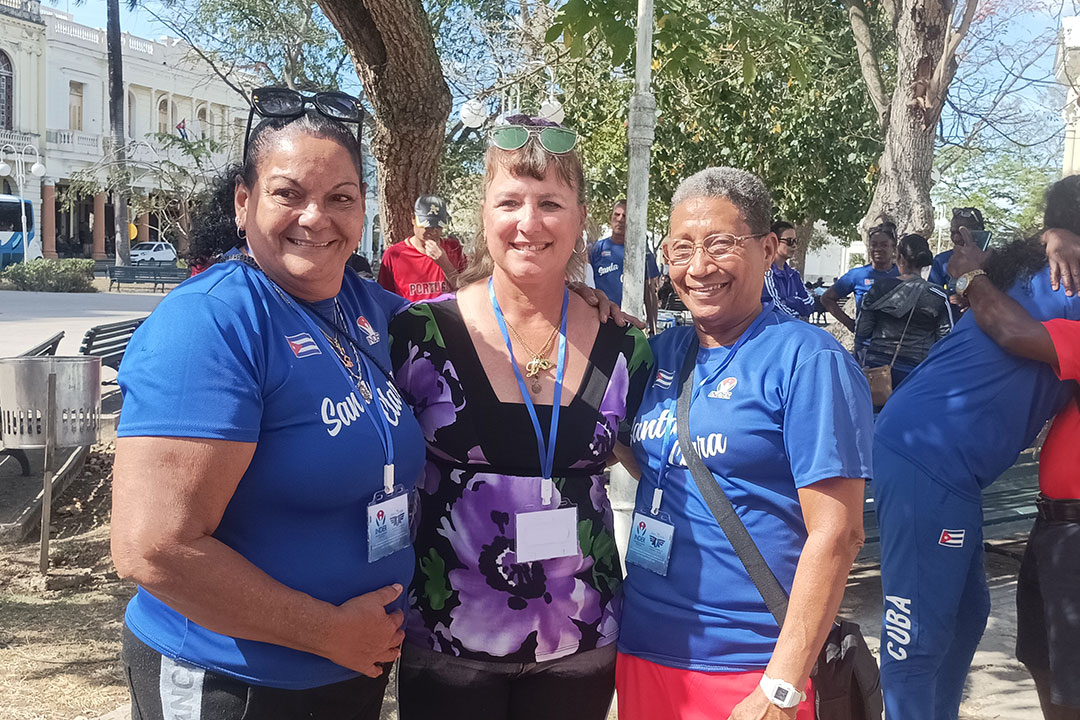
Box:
[0,51,14,130]
[157,97,169,134]
[196,105,207,139]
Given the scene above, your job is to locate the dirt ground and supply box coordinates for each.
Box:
[0,444,130,720]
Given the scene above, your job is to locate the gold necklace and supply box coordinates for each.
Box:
[320,329,373,403]
[503,320,559,393]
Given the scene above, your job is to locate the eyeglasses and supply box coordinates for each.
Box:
[243,87,364,160]
[489,125,578,154]
[779,236,798,247]
[663,232,767,266]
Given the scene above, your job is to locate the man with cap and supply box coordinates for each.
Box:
[378,195,467,302]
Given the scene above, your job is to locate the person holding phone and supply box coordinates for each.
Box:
[928,207,986,295]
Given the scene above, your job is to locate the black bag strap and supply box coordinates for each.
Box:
[675,337,789,627]
[886,284,924,370]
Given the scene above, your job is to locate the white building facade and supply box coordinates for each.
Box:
[40,8,249,259]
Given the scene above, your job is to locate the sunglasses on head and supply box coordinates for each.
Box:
[489,125,578,154]
[867,222,897,240]
[243,87,364,160]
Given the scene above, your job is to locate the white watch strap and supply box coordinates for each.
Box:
[759,674,806,709]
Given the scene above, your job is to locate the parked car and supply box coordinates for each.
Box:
[129,242,177,264]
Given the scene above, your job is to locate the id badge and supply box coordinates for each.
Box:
[515,503,579,563]
[367,485,410,563]
[626,511,675,576]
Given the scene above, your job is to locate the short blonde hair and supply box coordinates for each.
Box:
[459,135,588,286]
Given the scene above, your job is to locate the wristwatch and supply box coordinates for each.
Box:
[955,269,988,298]
[759,673,806,709]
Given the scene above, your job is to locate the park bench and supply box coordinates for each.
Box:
[108,264,189,293]
[79,317,147,375]
[0,331,64,476]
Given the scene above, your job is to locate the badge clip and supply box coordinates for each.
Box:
[384,464,395,495]
[650,488,663,516]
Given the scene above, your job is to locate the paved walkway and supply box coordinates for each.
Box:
[0,289,164,358]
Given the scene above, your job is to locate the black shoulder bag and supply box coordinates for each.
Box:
[675,339,882,720]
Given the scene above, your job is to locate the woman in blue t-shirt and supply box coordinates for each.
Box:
[616,167,874,719]
[111,90,426,719]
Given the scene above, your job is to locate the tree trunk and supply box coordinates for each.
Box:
[863,1,963,237]
[316,0,450,246]
[107,0,130,266]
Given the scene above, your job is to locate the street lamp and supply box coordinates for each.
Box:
[0,144,46,261]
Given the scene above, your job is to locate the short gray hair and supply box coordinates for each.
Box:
[670,167,772,233]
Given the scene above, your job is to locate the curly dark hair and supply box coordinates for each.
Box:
[187,163,244,264]
[985,174,1080,290]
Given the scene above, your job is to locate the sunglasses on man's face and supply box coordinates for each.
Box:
[489,125,578,154]
[243,87,364,160]
[779,236,798,247]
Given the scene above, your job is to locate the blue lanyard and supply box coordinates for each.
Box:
[488,277,568,505]
[258,271,397,492]
[653,303,773,508]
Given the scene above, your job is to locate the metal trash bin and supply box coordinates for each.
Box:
[0,356,101,449]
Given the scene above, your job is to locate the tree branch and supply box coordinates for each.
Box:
[926,0,980,116]
[843,0,889,125]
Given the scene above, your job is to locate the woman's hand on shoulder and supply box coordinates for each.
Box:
[567,281,646,329]
[1043,228,1080,296]
[321,584,406,677]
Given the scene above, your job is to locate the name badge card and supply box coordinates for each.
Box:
[626,511,675,576]
[516,505,579,563]
[367,487,410,562]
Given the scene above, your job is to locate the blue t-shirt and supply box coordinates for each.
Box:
[589,236,660,307]
[619,311,874,671]
[832,264,900,308]
[876,266,1080,498]
[927,249,954,292]
[116,261,424,690]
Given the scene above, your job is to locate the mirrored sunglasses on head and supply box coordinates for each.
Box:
[489,125,578,154]
[244,86,364,159]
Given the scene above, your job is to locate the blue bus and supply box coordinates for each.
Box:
[0,195,34,269]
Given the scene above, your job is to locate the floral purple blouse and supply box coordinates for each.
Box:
[389,299,653,663]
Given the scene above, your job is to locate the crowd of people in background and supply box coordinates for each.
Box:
[112,83,1080,720]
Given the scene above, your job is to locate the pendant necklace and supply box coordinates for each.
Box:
[502,320,559,393]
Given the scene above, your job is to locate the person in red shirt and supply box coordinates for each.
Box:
[948,214,1080,720]
[378,195,467,301]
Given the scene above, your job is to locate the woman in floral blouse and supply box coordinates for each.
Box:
[389,115,652,720]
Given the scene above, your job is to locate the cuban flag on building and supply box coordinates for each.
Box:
[175,118,188,140]
[285,332,321,358]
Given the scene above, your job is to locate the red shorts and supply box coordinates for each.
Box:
[616,652,815,720]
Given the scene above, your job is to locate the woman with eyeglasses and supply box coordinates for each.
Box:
[854,233,954,397]
[388,115,654,720]
[762,220,815,319]
[110,88,426,719]
[616,167,873,720]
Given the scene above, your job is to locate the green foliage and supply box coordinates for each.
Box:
[552,0,880,240]
[2,259,97,293]
[848,252,865,269]
[156,0,352,92]
[933,146,1060,240]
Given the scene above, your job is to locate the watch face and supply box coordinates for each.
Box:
[774,686,791,703]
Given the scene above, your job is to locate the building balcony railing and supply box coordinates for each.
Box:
[46,15,155,56]
[45,129,102,155]
[0,0,42,24]
[0,128,40,148]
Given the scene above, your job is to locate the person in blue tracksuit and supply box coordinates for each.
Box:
[761,220,815,319]
[873,180,1080,720]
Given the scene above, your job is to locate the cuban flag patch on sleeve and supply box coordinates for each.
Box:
[285,332,321,358]
[938,529,965,548]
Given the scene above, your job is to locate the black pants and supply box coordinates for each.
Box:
[122,626,390,720]
[397,642,616,720]
[1016,517,1080,716]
